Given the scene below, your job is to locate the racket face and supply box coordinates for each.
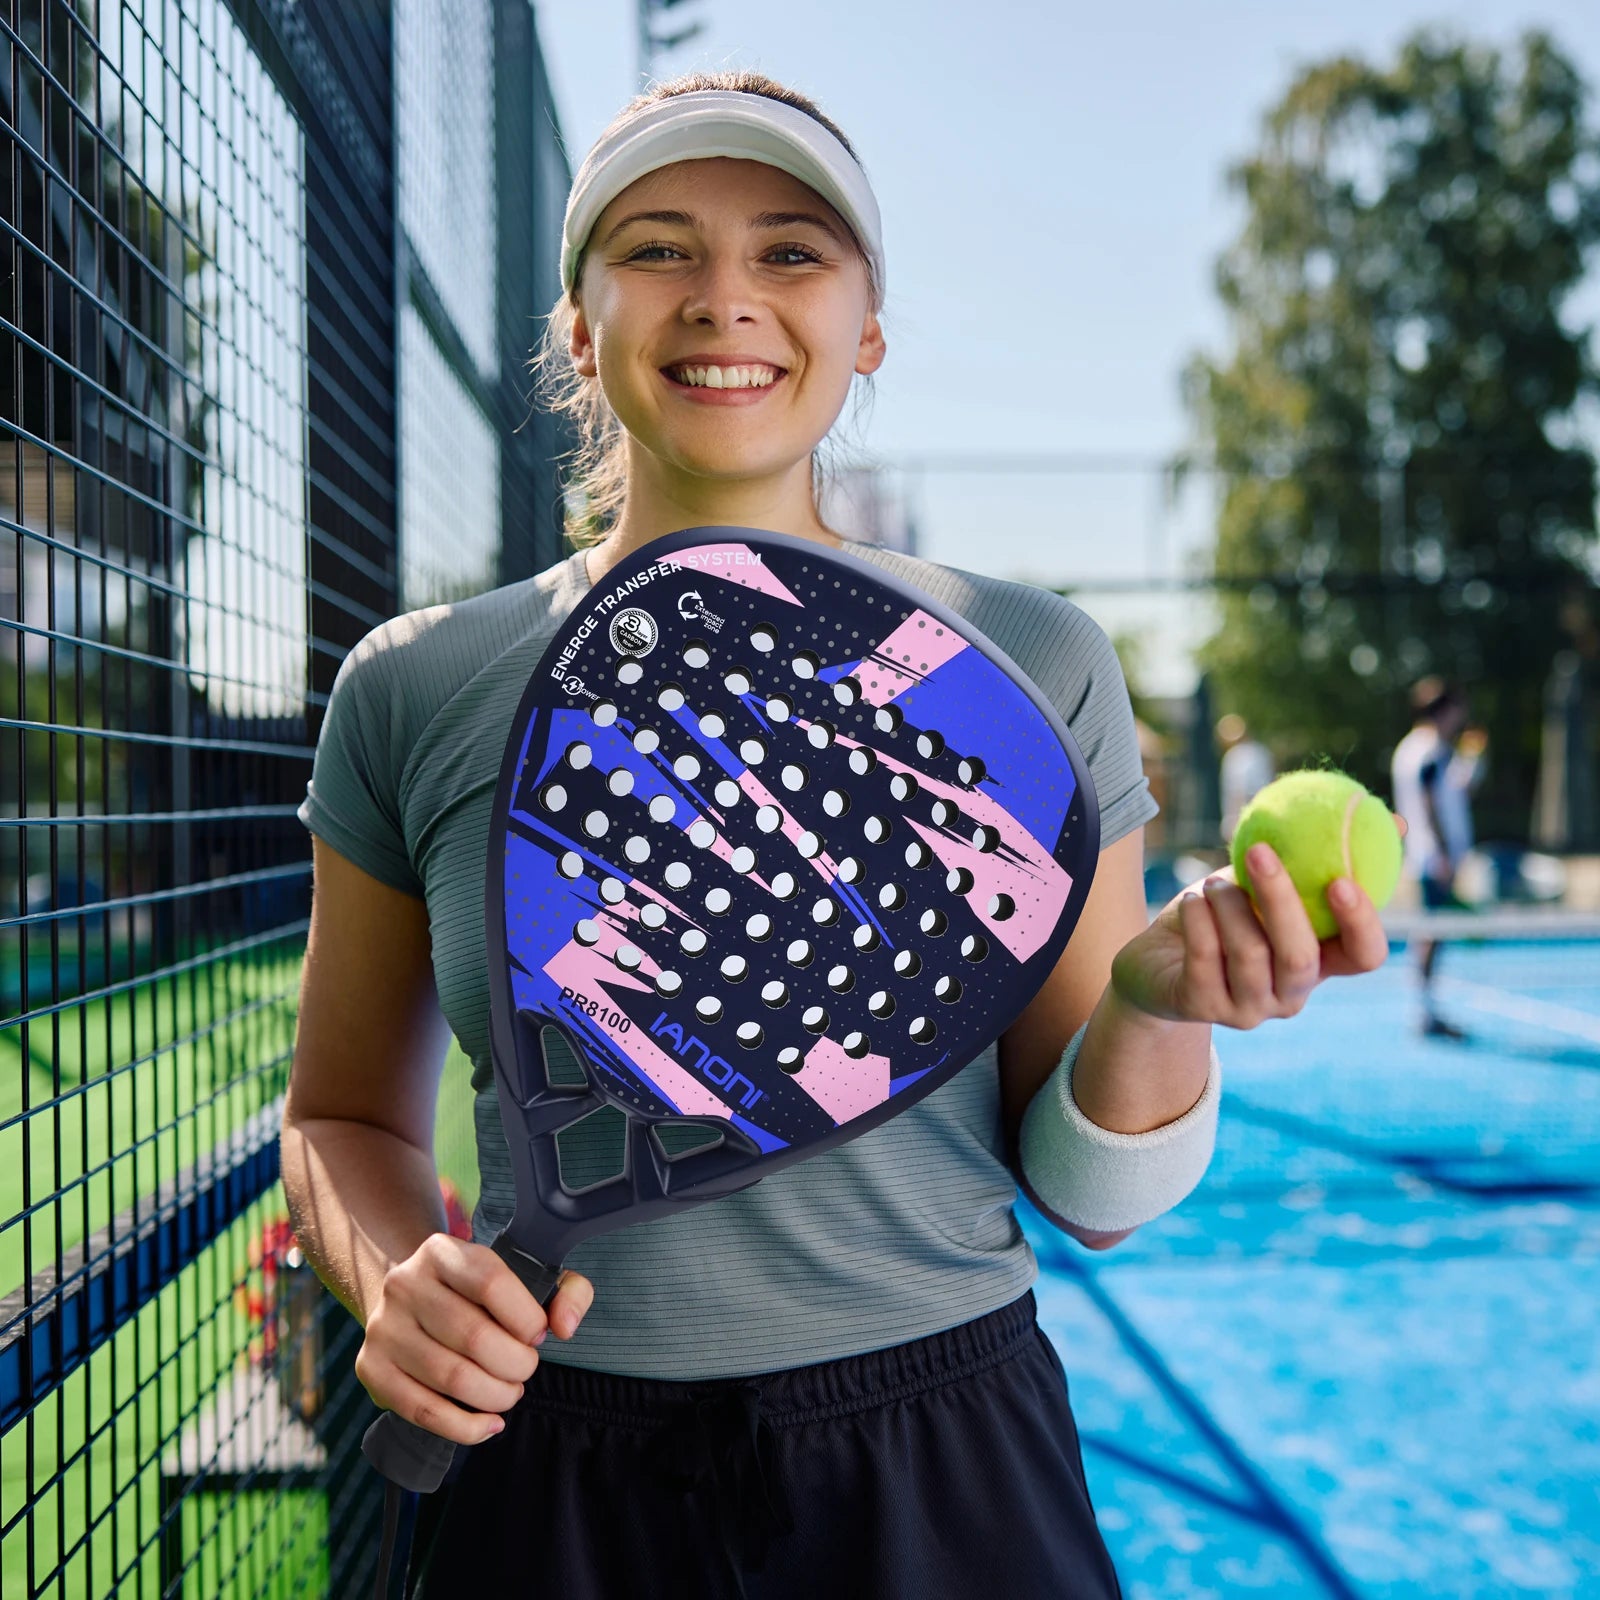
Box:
[487,527,1099,1258]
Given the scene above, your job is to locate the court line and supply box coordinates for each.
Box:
[1433,977,1600,1047]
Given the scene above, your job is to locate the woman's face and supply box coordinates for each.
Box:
[570,156,885,496]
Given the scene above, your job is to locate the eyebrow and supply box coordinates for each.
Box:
[600,209,847,250]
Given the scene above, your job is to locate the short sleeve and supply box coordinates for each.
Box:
[1022,597,1160,849]
[297,625,426,898]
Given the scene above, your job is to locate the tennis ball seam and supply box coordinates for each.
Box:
[1340,791,1360,881]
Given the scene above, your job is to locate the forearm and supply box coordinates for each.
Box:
[1073,970,1214,1134]
[279,1115,448,1325]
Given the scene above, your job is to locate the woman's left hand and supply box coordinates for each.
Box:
[1109,841,1394,1030]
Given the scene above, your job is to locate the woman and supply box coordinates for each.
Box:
[283,71,1393,1599]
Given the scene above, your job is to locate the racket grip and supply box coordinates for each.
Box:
[361,1234,566,1493]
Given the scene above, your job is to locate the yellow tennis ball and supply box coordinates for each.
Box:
[1230,770,1402,940]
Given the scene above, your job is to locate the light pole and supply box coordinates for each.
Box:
[638,0,707,87]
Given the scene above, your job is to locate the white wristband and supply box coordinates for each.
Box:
[1018,1021,1222,1234]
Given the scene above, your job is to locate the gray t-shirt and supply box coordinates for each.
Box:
[296,542,1158,1378]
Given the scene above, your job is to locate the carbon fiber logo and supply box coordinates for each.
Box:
[609,607,658,657]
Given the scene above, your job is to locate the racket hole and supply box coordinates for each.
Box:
[673,753,702,781]
[790,651,820,680]
[655,970,683,996]
[714,779,741,807]
[574,919,602,946]
[565,741,593,770]
[842,1031,871,1058]
[600,877,626,905]
[874,705,904,734]
[837,855,864,884]
[893,949,922,977]
[957,755,987,786]
[746,914,773,941]
[786,939,814,967]
[930,799,958,828]
[739,737,768,764]
[832,679,860,707]
[632,727,661,755]
[682,642,711,669]
[624,835,650,864]
[558,851,585,879]
[766,694,794,721]
[761,980,789,1007]
[705,888,733,915]
[656,684,685,711]
[796,831,824,860]
[916,730,945,760]
[920,908,949,936]
[802,1005,830,1034]
[730,846,757,874]
[961,934,990,962]
[615,944,643,971]
[736,1022,765,1048]
[778,1046,804,1073]
[863,816,892,844]
[806,719,836,749]
[972,824,1001,853]
[827,965,855,993]
[720,955,748,981]
[904,840,932,868]
[750,625,778,653]
[582,810,610,839]
[889,773,918,803]
[689,820,717,848]
[811,898,841,926]
[617,660,644,686]
[538,782,568,812]
[852,924,881,952]
[989,893,1017,921]
[781,762,810,791]
[755,804,783,834]
[934,976,963,1003]
[606,767,635,797]
[770,871,799,899]
[868,990,896,1018]
[640,902,668,929]
[724,668,753,695]
[680,928,708,956]
[649,794,677,824]
[822,788,850,817]
[696,996,724,1023]
[592,701,619,727]
[909,1017,938,1044]
[698,711,727,739]
[946,866,975,895]
[664,861,692,889]
[848,747,877,777]
[878,882,906,910]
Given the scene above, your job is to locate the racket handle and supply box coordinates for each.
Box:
[361,1234,565,1493]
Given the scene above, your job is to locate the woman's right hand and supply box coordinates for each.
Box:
[355,1233,594,1445]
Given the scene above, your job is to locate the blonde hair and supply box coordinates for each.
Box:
[528,70,885,550]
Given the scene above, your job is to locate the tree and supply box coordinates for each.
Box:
[1181,28,1600,837]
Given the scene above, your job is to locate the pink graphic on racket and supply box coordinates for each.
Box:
[362,526,1100,1524]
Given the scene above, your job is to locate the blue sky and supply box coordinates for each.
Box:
[531,0,1600,690]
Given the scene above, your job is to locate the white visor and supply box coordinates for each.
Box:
[561,89,885,302]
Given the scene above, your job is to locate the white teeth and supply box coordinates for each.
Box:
[670,364,779,389]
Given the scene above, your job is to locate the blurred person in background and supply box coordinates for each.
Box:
[1390,677,1488,1040]
[1217,713,1274,843]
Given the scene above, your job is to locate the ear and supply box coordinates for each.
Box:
[855,307,887,378]
[569,301,597,379]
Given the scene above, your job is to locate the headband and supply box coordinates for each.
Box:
[561,89,885,301]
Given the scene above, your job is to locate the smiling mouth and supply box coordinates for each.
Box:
[661,365,788,390]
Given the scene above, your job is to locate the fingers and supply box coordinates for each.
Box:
[1319,877,1392,978]
[354,1345,507,1448]
[547,1270,596,1341]
[1238,845,1322,1012]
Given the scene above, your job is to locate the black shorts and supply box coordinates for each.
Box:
[405,1287,1122,1600]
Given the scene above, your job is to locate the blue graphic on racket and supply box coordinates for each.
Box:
[361,526,1100,1583]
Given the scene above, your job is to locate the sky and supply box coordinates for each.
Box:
[530,0,1600,692]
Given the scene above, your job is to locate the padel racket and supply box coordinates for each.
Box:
[362,525,1100,1539]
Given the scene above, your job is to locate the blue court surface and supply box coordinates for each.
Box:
[1023,936,1600,1599]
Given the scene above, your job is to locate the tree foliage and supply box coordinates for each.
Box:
[1182,29,1600,835]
